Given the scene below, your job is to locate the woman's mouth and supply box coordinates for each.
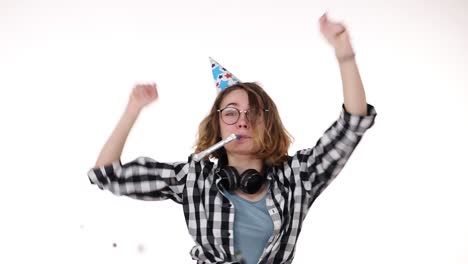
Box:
[237,135,251,140]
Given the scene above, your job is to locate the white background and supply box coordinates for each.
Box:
[0,0,467,263]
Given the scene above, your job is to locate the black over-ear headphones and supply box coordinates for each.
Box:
[216,166,266,194]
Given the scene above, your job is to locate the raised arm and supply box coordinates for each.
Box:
[94,83,158,168]
[319,13,368,116]
[293,15,377,205]
[89,83,189,203]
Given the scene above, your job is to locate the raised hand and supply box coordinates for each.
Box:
[319,13,354,58]
[127,83,159,111]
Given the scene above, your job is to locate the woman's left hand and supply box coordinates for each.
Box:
[319,13,354,57]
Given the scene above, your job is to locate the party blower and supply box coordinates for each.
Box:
[192,133,241,162]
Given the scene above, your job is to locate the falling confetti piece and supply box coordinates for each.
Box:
[137,243,145,254]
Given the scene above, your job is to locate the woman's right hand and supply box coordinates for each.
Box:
[127,83,159,112]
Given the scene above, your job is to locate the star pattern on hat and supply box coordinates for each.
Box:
[210,57,240,91]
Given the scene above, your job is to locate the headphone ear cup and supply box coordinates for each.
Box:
[239,169,264,194]
[217,166,239,191]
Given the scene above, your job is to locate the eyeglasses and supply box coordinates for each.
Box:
[217,107,269,125]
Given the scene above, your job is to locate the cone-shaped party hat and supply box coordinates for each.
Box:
[210,57,241,92]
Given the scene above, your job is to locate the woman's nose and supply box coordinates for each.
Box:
[236,112,249,128]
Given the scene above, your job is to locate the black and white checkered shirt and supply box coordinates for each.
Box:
[88,104,377,264]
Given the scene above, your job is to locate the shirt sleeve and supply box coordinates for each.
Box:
[87,156,189,204]
[296,103,377,205]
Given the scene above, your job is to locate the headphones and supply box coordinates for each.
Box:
[216,166,266,194]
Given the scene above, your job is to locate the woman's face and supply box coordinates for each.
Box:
[218,89,264,156]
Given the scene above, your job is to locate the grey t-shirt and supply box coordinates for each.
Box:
[223,182,274,264]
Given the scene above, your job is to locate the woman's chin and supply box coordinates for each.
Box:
[226,145,255,156]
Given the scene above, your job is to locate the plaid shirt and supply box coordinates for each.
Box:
[88,104,377,264]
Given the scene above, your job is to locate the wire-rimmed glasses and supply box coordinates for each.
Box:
[217,107,269,125]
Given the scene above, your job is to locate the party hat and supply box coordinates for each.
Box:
[210,57,240,91]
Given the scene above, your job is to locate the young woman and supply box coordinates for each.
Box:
[88,14,377,264]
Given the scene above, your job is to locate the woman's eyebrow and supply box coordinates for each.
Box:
[222,102,239,108]
[220,102,252,110]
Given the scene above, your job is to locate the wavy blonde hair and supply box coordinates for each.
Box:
[194,82,293,166]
